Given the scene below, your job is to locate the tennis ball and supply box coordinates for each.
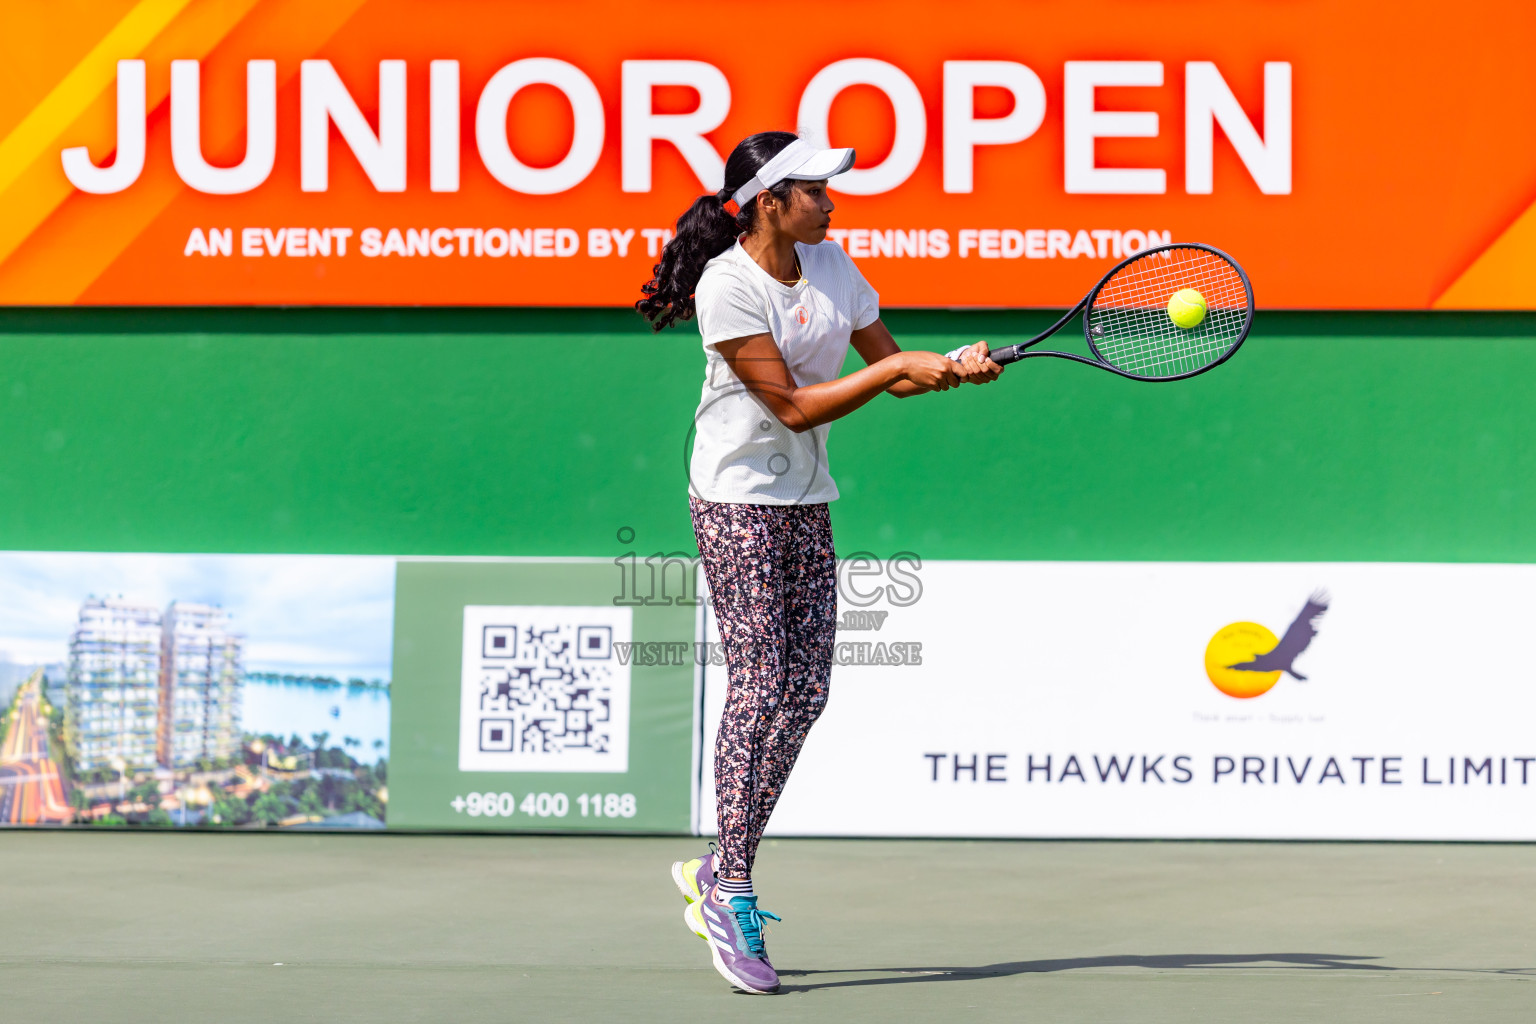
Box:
[1167,288,1207,329]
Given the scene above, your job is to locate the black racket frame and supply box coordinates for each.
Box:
[983,242,1255,382]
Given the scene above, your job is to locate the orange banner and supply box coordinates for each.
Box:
[1,0,1534,308]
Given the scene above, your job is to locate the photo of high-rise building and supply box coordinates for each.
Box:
[158,602,242,769]
[66,598,163,773]
[66,599,246,774]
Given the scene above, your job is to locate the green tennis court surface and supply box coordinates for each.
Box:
[2,832,1530,1022]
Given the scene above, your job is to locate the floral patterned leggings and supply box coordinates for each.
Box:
[690,496,838,878]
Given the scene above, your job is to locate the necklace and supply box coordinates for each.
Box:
[772,256,802,285]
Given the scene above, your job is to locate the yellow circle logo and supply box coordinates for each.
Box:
[1205,621,1283,698]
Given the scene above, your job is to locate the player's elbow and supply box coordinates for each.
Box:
[792,411,829,432]
[767,404,814,433]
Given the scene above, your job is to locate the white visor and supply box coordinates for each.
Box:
[730,139,856,207]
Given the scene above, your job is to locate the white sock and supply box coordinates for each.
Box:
[714,877,754,903]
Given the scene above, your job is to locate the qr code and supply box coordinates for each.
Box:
[459,605,632,773]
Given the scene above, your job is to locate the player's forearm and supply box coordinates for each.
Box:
[758,357,908,433]
[884,380,931,398]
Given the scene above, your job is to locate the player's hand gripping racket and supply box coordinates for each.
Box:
[949,243,1253,381]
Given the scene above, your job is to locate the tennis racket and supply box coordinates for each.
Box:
[947,243,1253,381]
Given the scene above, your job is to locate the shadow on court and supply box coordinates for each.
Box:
[779,953,1536,991]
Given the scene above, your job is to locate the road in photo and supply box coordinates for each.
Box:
[0,672,71,824]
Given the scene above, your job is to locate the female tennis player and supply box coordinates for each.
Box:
[637,131,1003,994]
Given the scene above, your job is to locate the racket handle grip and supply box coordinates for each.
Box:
[986,344,1022,365]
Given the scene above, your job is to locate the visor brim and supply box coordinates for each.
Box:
[781,147,856,182]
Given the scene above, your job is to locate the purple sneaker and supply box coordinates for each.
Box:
[670,850,717,906]
[688,886,781,994]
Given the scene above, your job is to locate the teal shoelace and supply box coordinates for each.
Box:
[726,896,781,959]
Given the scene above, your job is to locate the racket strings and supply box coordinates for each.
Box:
[1087,248,1249,378]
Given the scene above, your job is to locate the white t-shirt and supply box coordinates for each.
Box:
[690,239,880,505]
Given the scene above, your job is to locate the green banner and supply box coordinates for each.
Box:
[4,309,1536,564]
[388,559,697,832]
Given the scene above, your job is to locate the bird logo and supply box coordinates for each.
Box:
[1204,591,1330,699]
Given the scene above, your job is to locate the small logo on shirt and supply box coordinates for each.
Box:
[793,305,810,326]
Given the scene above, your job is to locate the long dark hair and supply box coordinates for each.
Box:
[636,131,799,331]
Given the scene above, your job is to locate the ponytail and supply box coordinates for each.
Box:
[635,190,742,331]
[636,131,800,332]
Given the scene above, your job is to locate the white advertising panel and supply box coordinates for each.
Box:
[698,562,1536,839]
